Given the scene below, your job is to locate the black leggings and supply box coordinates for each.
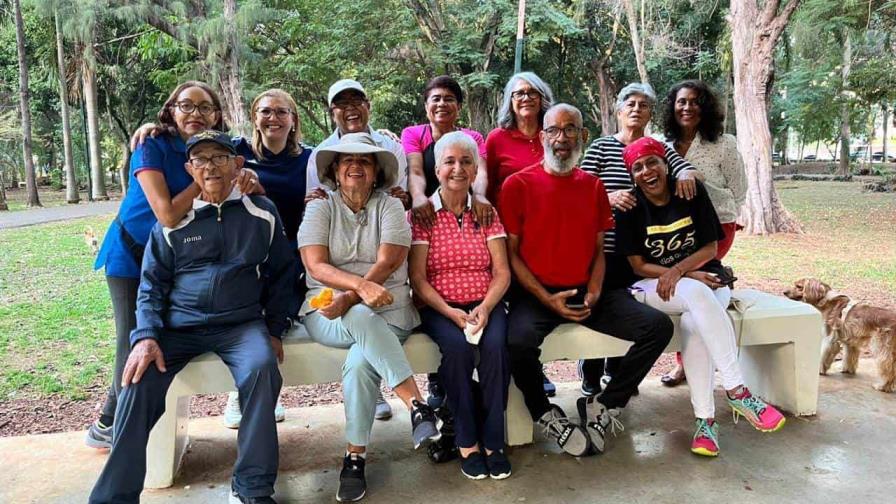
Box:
[100,276,139,421]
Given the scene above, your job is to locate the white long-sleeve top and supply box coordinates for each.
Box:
[672,133,747,224]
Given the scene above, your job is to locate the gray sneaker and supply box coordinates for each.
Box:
[576,396,624,454]
[374,390,392,420]
[537,405,590,457]
[85,420,113,449]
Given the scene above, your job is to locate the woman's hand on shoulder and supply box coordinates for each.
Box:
[304,187,329,206]
[609,190,636,211]
[236,168,265,195]
[389,187,412,210]
[675,171,699,200]
[411,195,437,227]
[129,122,167,151]
[472,195,495,226]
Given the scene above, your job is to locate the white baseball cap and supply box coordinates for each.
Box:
[327,79,367,106]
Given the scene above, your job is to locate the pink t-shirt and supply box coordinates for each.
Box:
[401,124,487,159]
[411,194,506,304]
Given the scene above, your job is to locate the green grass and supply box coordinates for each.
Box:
[0,180,894,402]
[0,215,115,400]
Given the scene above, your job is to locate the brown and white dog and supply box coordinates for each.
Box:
[784,278,896,392]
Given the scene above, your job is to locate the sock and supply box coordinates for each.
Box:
[727,386,747,399]
[98,414,114,428]
[346,451,367,459]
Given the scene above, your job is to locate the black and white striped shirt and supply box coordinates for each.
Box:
[580,135,695,254]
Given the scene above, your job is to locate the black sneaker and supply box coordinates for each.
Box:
[337,453,366,502]
[229,490,277,503]
[411,400,441,449]
[580,377,600,397]
[427,374,446,409]
[537,405,591,457]
[460,451,489,480]
[486,450,512,480]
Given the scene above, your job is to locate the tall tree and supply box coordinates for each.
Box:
[54,8,78,203]
[13,0,40,207]
[730,0,802,234]
[80,9,106,200]
[620,0,649,85]
[220,0,248,134]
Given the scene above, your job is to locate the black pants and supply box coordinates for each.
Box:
[507,287,673,420]
[101,276,140,421]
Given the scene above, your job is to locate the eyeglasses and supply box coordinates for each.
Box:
[173,101,218,116]
[189,154,234,168]
[631,156,665,174]
[511,89,541,101]
[543,126,582,139]
[256,107,292,119]
[332,97,368,109]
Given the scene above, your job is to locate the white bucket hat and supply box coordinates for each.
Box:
[315,132,399,190]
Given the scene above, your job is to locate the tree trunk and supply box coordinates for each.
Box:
[55,12,78,204]
[82,42,107,200]
[621,0,649,85]
[883,105,889,163]
[0,170,7,211]
[13,0,40,208]
[838,29,852,176]
[730,0,801,234]
[118,141,130,194]
[595,63,617,135]
[220,0,248,136]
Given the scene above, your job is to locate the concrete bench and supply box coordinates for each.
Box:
[144,289,823,488]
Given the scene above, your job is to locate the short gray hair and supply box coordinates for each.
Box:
[544,103,584,128]
[434,131,479,166]
[497,72,556,129]
[615,82,656,111]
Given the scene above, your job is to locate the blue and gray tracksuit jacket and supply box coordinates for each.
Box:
[129,190,296,347]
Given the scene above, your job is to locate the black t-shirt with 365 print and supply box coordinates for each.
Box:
[615,180,726,278]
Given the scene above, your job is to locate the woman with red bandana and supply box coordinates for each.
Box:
[615,137,785,457]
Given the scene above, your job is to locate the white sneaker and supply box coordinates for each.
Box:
[374,389,392,420]
[224,392,242,429]
[224,391,286,429]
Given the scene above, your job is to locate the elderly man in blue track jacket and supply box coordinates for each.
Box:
[89,131,295,504]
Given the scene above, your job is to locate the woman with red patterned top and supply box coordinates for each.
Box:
[485,72,555,207]
[409,131,512,481]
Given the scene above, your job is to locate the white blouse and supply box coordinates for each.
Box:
[672,133,747,224]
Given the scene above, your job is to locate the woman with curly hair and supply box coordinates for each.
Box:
[659,79,747,387]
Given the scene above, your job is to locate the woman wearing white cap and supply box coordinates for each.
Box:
[298,132,439,502]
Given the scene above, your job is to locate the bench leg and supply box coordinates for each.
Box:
[145,388,191,489]
[737,336,822,416]
[505,378,534,446]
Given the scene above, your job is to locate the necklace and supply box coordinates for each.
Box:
[339,188,373,226]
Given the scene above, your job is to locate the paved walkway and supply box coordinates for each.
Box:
[2,369,894,503]
[0,200,120,230]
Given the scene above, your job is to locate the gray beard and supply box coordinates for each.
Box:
[544,145,582,174]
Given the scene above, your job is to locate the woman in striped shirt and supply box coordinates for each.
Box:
[578,82,699,396]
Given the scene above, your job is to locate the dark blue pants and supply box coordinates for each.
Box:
[89,320,282,504]
[419,304,510,452]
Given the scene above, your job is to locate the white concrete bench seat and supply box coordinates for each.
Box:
[144,289,823,488]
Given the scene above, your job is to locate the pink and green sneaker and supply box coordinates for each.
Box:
[691,418,719,457]
[726,387,786,432]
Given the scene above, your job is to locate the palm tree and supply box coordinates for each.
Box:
[13,0,41,207]
[54,7,79,203]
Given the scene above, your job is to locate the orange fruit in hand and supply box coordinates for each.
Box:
[310,288,334,309]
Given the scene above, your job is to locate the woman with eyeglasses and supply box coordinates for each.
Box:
[126,88,311,426]
[485,72,555,207]
[89,81,260,449]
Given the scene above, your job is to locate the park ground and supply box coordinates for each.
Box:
[0,180,894,437]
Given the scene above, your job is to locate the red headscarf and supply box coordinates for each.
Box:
[622,137,667,172]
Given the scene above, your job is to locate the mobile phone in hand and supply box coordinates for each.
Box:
[565,290,587,309]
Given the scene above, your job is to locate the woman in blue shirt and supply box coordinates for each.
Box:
[88,81,260,449]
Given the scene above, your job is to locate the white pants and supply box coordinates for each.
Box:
[633,277,743,418]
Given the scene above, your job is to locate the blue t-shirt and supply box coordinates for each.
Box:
[94,135,194,278]
[233,137,311,250]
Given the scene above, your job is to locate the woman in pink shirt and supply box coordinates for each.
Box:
[485,72,555,207]
[409,132,512,481]
[403,75,492,227]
